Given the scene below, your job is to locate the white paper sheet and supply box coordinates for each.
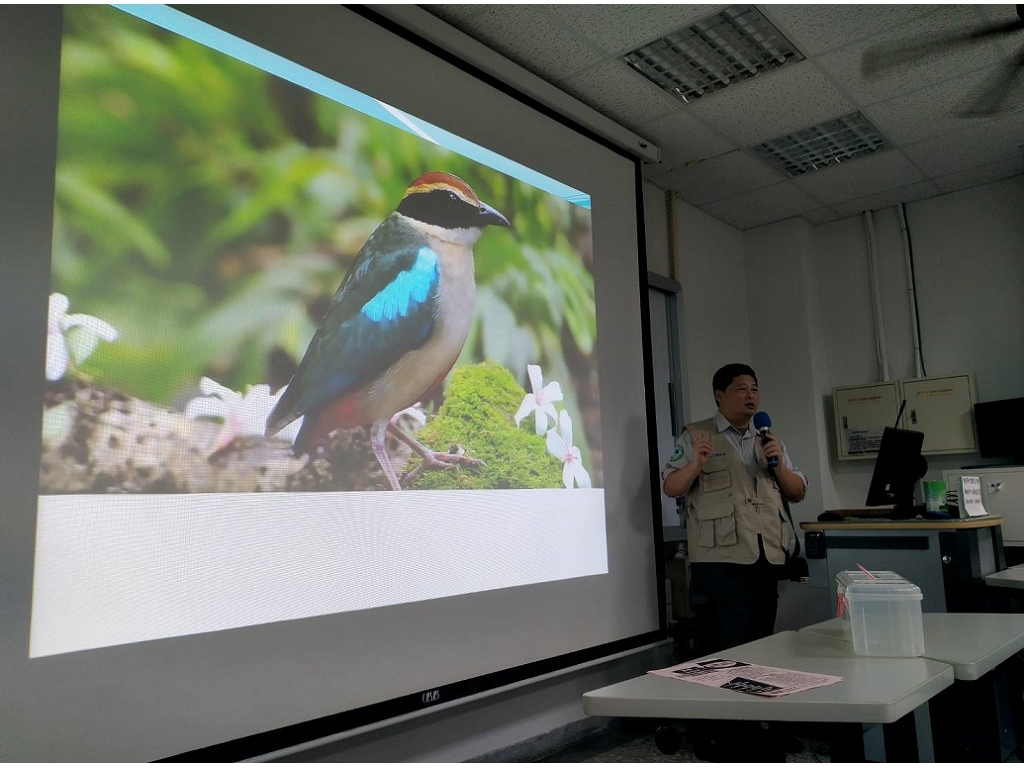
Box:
[649,657,844,697]
[960,476,989,517]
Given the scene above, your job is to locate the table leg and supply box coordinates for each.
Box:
[930,669,1023,762]
[822,723,867,762]
[882,704,934,762]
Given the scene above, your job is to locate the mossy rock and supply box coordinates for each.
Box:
[404,361,563,490]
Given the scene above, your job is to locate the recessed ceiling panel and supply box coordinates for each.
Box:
[622,5,804,104]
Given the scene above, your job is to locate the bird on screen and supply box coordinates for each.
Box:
[265,172,510,491]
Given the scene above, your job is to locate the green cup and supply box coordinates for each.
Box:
[923,480,947,513]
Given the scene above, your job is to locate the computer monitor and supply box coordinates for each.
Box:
[865,427,928,518]
[974,397,1024,463]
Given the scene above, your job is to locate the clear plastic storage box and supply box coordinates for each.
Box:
[836,570,924,657]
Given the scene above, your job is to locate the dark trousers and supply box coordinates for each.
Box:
[686,538,784,761]
[689,538,780,656]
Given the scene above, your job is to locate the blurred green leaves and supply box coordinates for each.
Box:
[52,5,597,461]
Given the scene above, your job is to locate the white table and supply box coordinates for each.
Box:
[799,613,1024,681]
[800,613,1024,760]
[985,566,1024,616]
[985,564,1024,589]
[583,630,953,761]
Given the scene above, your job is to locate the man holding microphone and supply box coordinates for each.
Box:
[663,363,808,761]
[663,363,807,654]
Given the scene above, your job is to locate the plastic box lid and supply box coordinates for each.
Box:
[836,570,922,601]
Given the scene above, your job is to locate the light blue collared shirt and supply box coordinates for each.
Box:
[663,411,808,489]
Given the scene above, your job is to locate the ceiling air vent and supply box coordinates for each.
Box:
[753,112,890,177]
[622,5,803,103]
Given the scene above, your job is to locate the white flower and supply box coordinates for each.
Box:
[546,409,591,490]
[46,293,118,381]
[392,402,427,430]
[185,377,302,451]
[514,364,563,435]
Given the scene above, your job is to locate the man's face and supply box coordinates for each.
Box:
[715,375,759,424]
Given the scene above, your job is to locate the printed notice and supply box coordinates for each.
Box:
[649,658,843,698]
[960,476,988,517]
[846,426,885,455]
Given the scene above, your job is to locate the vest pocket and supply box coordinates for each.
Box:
[699,467,732,493]
[694,497,737,548]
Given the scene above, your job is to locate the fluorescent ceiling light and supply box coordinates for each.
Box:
[622,5,803,103]
[753,112,890,177]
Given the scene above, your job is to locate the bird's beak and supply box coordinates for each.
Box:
[478,202,510,228]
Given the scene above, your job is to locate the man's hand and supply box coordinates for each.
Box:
[762,433,807,503]
[692,429,714,468]
[663,429,714,498]
[762,433,783,465]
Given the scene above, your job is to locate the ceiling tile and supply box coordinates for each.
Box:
[688,62,853,146]
[641,164,674,186]
[541,4,723,55]
[635,109,737,167]
[932,158,1024,194]
[792,149,925,205]
[815,6,1005,107]
[802,207,842,225]
[452,6,608,82]
[902,112,1024,176]
[980,4,1024,24]
[558,59,682,131]
[862,65,1024,146]
[700,181,821,230]
[761,5,934,56]
[422,5,488,26]
[424,4,1024,234]
[831,180,942,218]
[658,150,786,206]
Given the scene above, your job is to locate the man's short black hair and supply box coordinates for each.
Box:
[712,363,757,397]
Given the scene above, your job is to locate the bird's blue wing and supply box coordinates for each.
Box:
[268,216,440,428]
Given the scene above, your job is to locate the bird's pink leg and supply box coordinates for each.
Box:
[370,421,403,491]
[386,421,484,485]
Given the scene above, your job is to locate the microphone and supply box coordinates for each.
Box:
[752,411,778,468]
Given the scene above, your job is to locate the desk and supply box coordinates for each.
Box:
[799,613,1024,681]
[985,564,1024,589]
[801,516,1004,614]
[583,630,953,761]
[800,613,1024,760]
[985,564,1024,614]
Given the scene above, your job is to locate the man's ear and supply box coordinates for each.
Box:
[713,390,722,407]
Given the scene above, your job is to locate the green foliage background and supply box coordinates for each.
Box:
[51,5,600,478]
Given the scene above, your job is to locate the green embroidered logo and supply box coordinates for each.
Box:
[670,443,683,461]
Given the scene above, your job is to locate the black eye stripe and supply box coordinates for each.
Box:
[397,188,485,228]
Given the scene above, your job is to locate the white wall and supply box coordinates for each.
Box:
[817,176,1024,506]
[750,175,1024,511]
[745,218,830,524]
[813,207,914,507]
[675,199,751,423]
[642,181,670,278]
[908,177,1024,402]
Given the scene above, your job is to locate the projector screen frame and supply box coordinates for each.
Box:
[0,4,667,761]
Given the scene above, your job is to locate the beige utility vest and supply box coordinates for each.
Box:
[685,417,789,565]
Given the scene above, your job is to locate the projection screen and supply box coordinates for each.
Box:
[0,5,661,761]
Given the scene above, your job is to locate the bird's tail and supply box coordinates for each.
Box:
[265,385,299,440]
[288,408,330,458]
